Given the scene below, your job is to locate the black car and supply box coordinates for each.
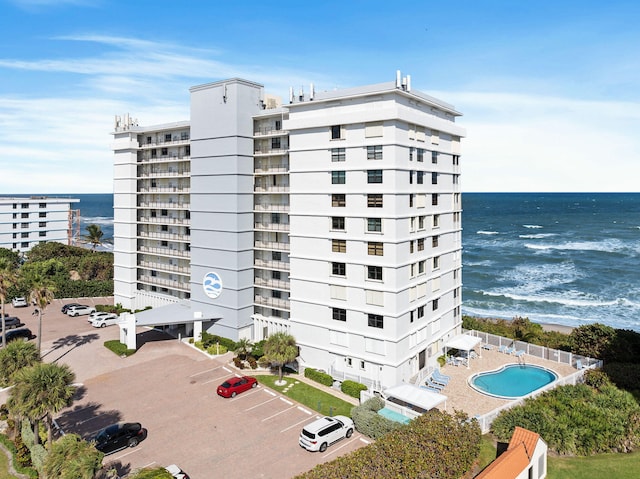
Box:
[4,328,33,343]
[0,317,22,330]
[90,422,147,454]
[61,303,82,314]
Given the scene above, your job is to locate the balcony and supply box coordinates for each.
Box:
[138,169,191,178]
[254,259,290,271]
[139,136,190,148]
[138,216,190,226]
[254,161,288,174]
[253,148,288,157]
[139,245,190,258]
[254,295,290,310]
[138,154,190,163]
[139,260,190,275]
[254,277,290,291]
[253,127,289,137]
[254,222,290,232]
[138,231,190,242]
[137,274,190,292]
[137,200,191,209]
[254,240,290,251]
[254,185,289,193]
[253,203,289,213]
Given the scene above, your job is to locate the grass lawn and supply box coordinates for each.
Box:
[548,451,640,479]
[256,374,353,417]
[0,448,21,479]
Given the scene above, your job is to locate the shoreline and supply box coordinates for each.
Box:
[539,322,574,335]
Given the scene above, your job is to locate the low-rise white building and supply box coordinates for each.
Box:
[112,73,466,389]
[0,196,79,253]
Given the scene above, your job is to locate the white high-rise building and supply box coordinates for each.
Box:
[112,74,465,389]
[0,196,79,253]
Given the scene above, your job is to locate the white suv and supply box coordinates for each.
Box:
[66,305,96,317]
[299,415,354,452]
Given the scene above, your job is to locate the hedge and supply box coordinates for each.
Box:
[296,410,481,479]
[341,380,367,399]
[350,397,401,439]
[304,367,334,387]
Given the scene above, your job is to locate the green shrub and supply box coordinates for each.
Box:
[14,433,32,468]
[341,380,367,399]
[584,369,612,390]
[296,410,480,479]
[304,368,334,387]
[233,357,244,369]
[248,356,258,369]
[201,332,236,351]
[104,340,136,357]
[350,397,401,439]
[251,340,266,359]
[0,434,38,478]
[207,344,228,355]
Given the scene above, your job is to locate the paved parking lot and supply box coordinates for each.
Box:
[2,298,368,479]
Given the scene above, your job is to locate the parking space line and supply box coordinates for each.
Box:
[280,397,293,405]
[262,404,297,422]
[264,389,277,397]
[297,406,312,415]
[202,373,236,385]
[280,415,317,433]
[222,366,231,373]
[321,437,358,458]
[228,387,262,400]
[359,437,371,444]
[111,446,144,461]
[189,366,223,377]
[244,396,279,411]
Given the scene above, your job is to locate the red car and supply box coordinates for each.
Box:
[217,376,258,398]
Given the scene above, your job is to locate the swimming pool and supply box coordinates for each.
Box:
[469,364,558,399]
[378,407,411,424]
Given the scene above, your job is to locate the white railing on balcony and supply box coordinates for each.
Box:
[254,240,290,251]
[254,222,290,232]
[138,231,189,241]
[138,275,190,291]
[254,148,288,156]
[138,155,191,164]
[254,185,289,193]
[253,127,289,137]
[254,162,288,173]
[254,277,290,290]
[139,137,189,148]
[139,245,190,258]
[139,260,190,275]
[254,296,290,309]
[138,170,190,178]
[253,203,289,213]
[137,201,190,209]
[254,259,290,271]
[138,216,189,225]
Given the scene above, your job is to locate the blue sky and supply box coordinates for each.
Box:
[1,0,639,193]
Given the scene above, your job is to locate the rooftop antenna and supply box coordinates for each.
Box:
[289,86,294,103]
[310,83,314,100]
[406,74,411,92]
[396,70,402,89]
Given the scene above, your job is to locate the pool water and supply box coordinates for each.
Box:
[469,364,558,399]
[378,407,411,424]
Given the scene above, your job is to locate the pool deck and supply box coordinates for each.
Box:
[431,349,576,417]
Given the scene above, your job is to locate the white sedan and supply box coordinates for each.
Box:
[88,311,116,322]
[90,313,119,328]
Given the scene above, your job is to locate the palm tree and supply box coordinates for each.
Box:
[8,362,76,448]
[234,337,253,360]
[0,340,40,387]
[0,257,18,347]
[83,224,104,250]
[42,433,104,479]
[263,332,298,384]
[27,273,56,354]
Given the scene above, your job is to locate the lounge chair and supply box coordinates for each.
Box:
[498,345,508,354]
[425,378,445,391]
[430,374,449,387]
[421,385,441,393]
[482,343,494,351]
[433,369,451,383]
[505,347,516,355]
[576,359,587,369]
[514,350,525,358]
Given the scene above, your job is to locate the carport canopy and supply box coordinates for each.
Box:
[383,384,447,412]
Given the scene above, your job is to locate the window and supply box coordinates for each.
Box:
[432,194,439,206]
[331,148,346,162]
[367,169,383,184]
[186,145,191,156]
[418,260,425,273]
[367,145,383,160]
[164,133,172,142]
[271,137,281,149]
[432,235,439,247]
[453,174,460,185]
[12,213,16,219]
[39,212,46,218]
[409,240,414,253]
[365,121,383,137]
[418,216,425,229]
[332,239,346,253]
[368,314,384,329]
[332,217,345,230]
[21,203,28,209]
[21,213,28,218]
[410,310,415,323]
[367,266,383,281]
[39,203,46,208]
[21,242,28,248]
[161,209,168,216]
[272,270,281,280]
[453,155,460,166]
[360,360,366,370]
[346,357,352,367]
[367,218,382,232]
[331,171,346,184]
[418,306,425,318]
[409,147,414,161]
[271,213,280,224]
[21,232,28,238]
[433,214,440,227]
[161,225,168,232]
[409,194,414,207]
[432,172,438,185]
[409,171,414,184]
[151,149,157,158]
[272,290,282,299]
[367,194,383,207]
[417,239,425,251]
[161,240,168,247]
[161,147,168,156]
[417,148,424,162]
[433,256,440,269]
[331,125,343,139]
[333,308,347,322]
[332,194,346,207]
[417,171,424,184]
[432,298,439,310]
[432,151,438,164]
[272,251,282,261]
[368,242,383,256]
[332,262,346,276]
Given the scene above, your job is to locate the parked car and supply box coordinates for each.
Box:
[11,297,27,308]
[216,376,258,398]
[66,305,96,317]
[0,316,22,330]
[165,464,190,479]
[90,422,147,455]
[61,303,82,314]
[3,328,34,344]
[299,415,354,452]
[91,314,119,328]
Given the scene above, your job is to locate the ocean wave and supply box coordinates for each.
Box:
[478,289,630,308]
[524,239,625,254]
[518,233,557,239]
[522,224,543,229]
[464,260,494,267]
[81,216,114,226]
[477,230,499,235]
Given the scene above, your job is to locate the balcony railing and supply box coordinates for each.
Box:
[254,259,290,271]
[139,260,190,275]
[137,275,190,291]
[137,201,191,209]
[253,148,288,157]
[139,245,190,258]
[254,185,289,193]
[138,155,191,164]
[138,216,190,225]
[139,137,190,148]
[254,296,290,309]
[254,277,290,290]
[253,203,289,213]
[138,170,191,178]
[254,162,288,174]
[254,222,290,232]
[253,127,289,137]
[138,231,190,241]
[254,240,290,251]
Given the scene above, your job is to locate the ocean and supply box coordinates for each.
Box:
[51,192,640,332]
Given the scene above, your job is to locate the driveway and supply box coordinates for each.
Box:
[3,298,368,479]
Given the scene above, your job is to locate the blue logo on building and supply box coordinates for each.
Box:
[203,271,223,299]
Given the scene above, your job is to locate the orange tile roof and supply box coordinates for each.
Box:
[508,426,541,459]
[475,427,543,479]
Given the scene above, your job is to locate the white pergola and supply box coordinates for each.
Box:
[383,384,447,412]
[444,334,482,368]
